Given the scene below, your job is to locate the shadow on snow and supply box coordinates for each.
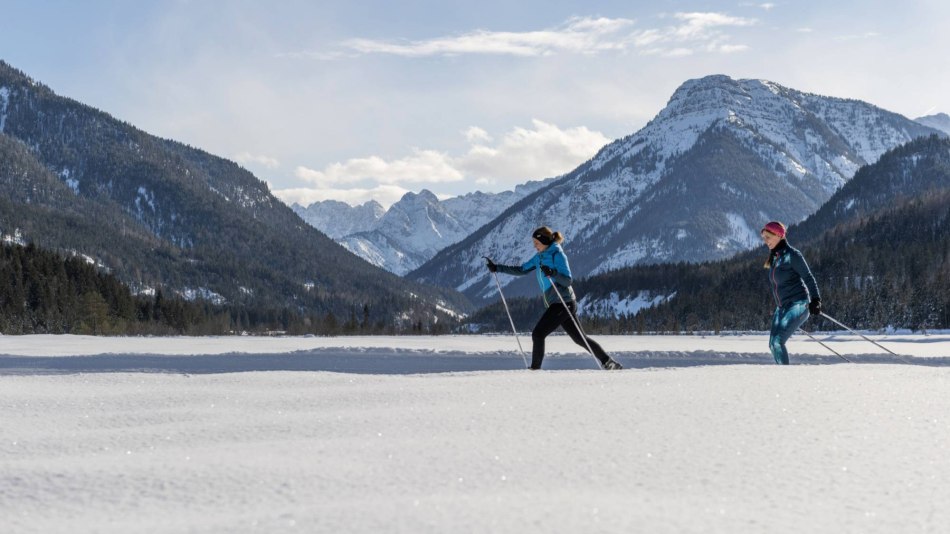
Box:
[2,349,948,376]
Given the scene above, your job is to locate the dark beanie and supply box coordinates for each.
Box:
[532,227,554,246]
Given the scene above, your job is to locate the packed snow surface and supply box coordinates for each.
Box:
[2,333,949,533]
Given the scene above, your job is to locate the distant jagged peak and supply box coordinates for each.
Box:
[301,197,384,211]
[916,111,949,121]
[387,189,442,215]
[915,112,950,135]
[301,198,350,209]
[399,188,440,203]
[363,199,385,211]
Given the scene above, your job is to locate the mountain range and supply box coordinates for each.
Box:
[409,75,944,306]
[0,60,470,327]
[293,179,551,275]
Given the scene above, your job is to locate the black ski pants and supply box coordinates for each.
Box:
[531,301,610,369]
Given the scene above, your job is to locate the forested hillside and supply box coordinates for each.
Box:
[0,241,452,335]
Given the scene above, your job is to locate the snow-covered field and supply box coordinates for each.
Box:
[2,333,949,533]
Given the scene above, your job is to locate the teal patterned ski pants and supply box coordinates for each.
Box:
[769,300,810,365]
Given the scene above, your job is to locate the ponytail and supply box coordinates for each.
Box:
[552,231,564,244]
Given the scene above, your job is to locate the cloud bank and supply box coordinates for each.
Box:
[273,120,610,208]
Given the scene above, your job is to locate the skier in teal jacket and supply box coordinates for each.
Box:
[486,226,623,371]
[761,221,822,364]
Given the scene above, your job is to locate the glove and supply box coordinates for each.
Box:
[485,258,497,273]
[809,298,822,315]
[540,265,555,277]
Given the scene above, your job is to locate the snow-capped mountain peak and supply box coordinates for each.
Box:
[410,74,944,305]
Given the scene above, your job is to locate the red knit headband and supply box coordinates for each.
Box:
[761,221,786,238]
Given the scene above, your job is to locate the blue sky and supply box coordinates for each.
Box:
[2,0,948,207]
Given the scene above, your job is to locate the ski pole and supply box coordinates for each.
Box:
[484,258,528,368]
[819,312,913,364]
[546,275,604,370]
[799,327,853,363]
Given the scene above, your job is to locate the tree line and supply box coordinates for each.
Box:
[0,241,456,335]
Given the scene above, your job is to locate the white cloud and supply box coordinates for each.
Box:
[661,48,695,57]
[295,149,464,187]
[307,14,757,60]
[670,12,757,39]
[234,152,280,169]
[337,17,635,58]
[282,120,611,207]
[272,185,410,209]
[464,126,492,143]
[738,2,776,10]
[835,32,881,41]
[624,13,757,57]
[714,43,750,53]
[457,119,610,185]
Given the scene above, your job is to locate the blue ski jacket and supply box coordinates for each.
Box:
[496,243,576,307]
[767,240,820,307]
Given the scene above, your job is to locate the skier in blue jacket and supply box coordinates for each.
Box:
[486,226,622,371]
[761,221,822,365]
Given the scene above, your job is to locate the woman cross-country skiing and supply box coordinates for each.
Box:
[761,221,822,365]
[486,226,623,371]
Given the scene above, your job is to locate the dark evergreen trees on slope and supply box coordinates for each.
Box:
[0,241,205,334]
[0,240,457,335]
[793,134,950,242]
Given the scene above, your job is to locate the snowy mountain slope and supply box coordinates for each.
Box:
[298,179,551,275]
[342,190,459,276]
[915,112,950,135]
[410,75,943,305]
